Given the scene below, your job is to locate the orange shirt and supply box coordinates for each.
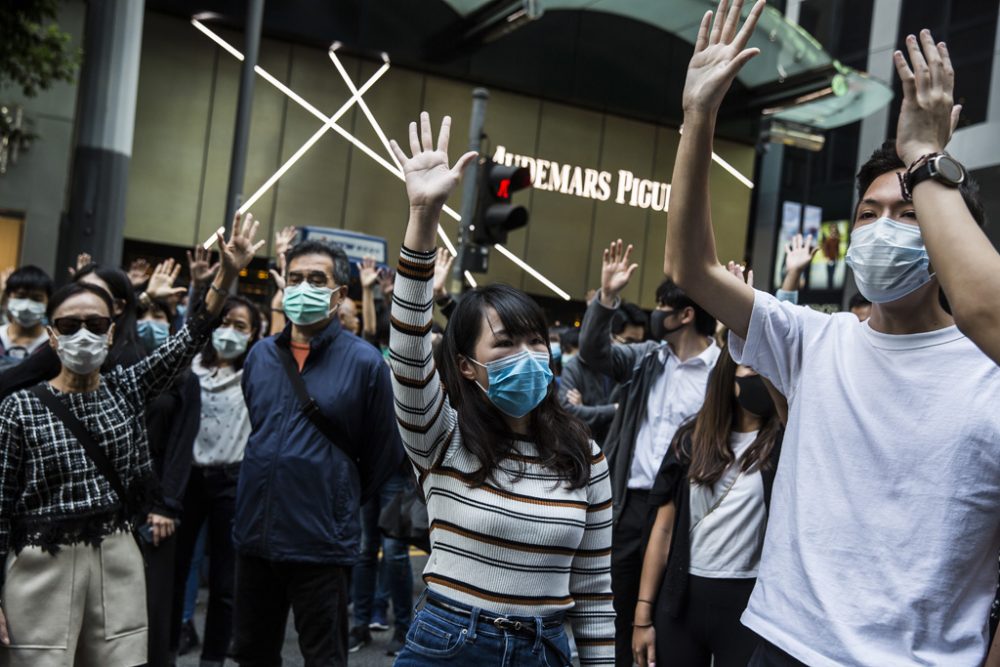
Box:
[290,341,310,371]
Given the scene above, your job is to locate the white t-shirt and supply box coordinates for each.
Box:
[689,430,766,579]
[192,355,251,466]
[730,290,1000,667]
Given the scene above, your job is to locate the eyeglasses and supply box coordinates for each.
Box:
[52,316,112,336]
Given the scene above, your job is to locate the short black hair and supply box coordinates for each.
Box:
[611,302,648,335]
[285,240,350,287]
[47,282,115,320]
[5,265,53,298]
[857,141,986,227]
[559,327,580,350]
[848,293,871,310]
[655,279,716,338]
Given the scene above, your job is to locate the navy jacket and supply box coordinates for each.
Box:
[235,317,404,565]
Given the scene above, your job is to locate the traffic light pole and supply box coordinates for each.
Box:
[450,88,490,294]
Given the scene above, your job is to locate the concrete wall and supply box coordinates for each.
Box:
[0,0,85,274]
[123,11,756,308]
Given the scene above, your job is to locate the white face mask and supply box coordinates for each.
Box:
[845,217,933,304]
[56,328,110,375]
[212,326,250,360]
[8,298,46,327]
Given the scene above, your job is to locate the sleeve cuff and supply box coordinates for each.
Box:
[594,289,621,311]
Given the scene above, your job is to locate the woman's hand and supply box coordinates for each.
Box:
[217,212,265,283]
[145,259,187,300]
[681,0,765,117]
[632,624,656,667]
[359,257,379,291]
[146,513,176,547]
[600,239,639,306]
[186,245,220,288]
[433,248,454,300]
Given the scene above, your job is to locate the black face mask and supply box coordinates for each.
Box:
[735,375,775,418]
[650,309,685,341]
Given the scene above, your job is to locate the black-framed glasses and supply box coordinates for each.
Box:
[52,316,112,336]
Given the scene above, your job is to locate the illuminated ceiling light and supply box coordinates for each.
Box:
[494,244,571,301]
[328,49,402,172]
[678,124,754,189]
[193,17,569,297]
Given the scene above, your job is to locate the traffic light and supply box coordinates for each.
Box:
[470,159,532,245]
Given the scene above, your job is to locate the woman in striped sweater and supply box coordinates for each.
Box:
[386,113,615,666]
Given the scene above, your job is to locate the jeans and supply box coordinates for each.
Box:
[231,555,351,667]
[351,468,413,631]
[394,590,571,667]
[170,465,239,662]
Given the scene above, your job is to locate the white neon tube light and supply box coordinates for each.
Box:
[192,18,568,298]
[328,49,402,173]
[711,153,755,189]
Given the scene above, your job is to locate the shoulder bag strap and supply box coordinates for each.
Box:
[690,466,744,533]
[276,346,360,463]
[28,384,128,505]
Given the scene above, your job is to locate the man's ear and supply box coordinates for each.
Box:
[681,306,696,326]
[330,285,346,309]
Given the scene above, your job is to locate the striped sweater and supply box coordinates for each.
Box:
[389,246,615,665]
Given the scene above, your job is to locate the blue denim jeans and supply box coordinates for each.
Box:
[351,468,413,631]
[393,590,572,667]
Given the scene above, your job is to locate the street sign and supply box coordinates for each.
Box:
[297,227,388,265]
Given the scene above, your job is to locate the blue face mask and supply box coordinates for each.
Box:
[846,217,933,303]
[470,349,553,418]
[550,342,562,361]
[137,320,170,352]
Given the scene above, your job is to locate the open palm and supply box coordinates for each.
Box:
[217,212,265,277]
[682,0,765,114]
[785,234,818,273]
[390,112,478,212]
[602,239,639,297]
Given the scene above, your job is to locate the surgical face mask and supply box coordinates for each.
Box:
[212,326,250,360]
[469,349,553,418]
[8,298,46,327]
[735,374,775,419]
[137,320,170,352]
[176,304,187,318]
[845,217,933,304]
[550,342,562,361]
[283,283,338,326]
[56,328,109,375]
[650,308,684,341]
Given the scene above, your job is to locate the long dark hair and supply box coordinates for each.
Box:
[199,295,261,371]
[73,264,144,368]
[673,349,782,486]
[439,284,592,489]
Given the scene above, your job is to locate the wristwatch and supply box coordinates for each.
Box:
[902,153,965,200]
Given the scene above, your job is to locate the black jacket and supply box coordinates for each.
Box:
[579,295,665,524]
[145,371,201,517]
[557,355,618,446]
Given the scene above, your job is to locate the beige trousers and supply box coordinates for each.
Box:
[0,531,148,667]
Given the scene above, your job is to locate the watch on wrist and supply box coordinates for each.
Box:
[900,153,965,201]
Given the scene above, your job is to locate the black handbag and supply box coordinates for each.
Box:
[378,468,430,553]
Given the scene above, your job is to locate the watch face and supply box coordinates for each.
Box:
[934,156,965,184]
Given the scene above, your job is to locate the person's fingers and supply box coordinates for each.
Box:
[726,47,761,75]
[437,115,452,154]
[452,151,478,178]
[721,0,744,44]
[1,611,10,645]
[216,229,226,252]
[626,263,640,280]
[746,268,755,288]
[919,29,943,89]
[949,104,962,136]
[732,0,765,52]
[694,10,713,52]
[893,50,917,99]
[709,0,729,45]
[622,243,635,265]
[251,239,266,254]
[648,643,657,667]
[269,269,284,289]
[938,41,954,94]
[905,34,929,95]
[389,139,408,167]
[408,122,420,156]
[420,111,433,152]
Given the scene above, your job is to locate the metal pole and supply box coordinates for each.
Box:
[223,0,265,233]
[450,88,489,293]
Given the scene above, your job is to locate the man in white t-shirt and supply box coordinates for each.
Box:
[663,2,1000,665]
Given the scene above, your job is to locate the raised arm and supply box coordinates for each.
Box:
[893,30,1000,365]
[778,234,817,303]
[359,257,379,339]
[127,214,264,403]
[387,113,477,469]
[665,0,765,339]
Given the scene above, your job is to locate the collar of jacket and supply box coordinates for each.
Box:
[275,316,343,356]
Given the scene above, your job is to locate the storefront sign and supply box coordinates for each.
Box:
[493,145,670,211]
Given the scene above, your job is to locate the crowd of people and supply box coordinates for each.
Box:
[0,2,999,666]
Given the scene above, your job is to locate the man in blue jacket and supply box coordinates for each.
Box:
[231,240,404,667]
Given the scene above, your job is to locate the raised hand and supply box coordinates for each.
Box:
[785,234,817,274]
[127,258,151,287]
[218,212,265,279]
[274,226,297,258]
[359,257,379,290]
[379,267,396,300]
[186,245,220,287]
[726,260,755,288]
[601,239,639,302]
[893,30,959,165]
[68,252,93,278]
[146,259,187,300]
[390,112,478,219]
[0,267,12,294]
[433,248,454,300]
[682,0,766,116]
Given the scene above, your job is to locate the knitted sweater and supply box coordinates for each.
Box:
[389,246,615,664]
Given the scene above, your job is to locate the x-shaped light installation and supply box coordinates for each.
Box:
[192,17,573,299]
